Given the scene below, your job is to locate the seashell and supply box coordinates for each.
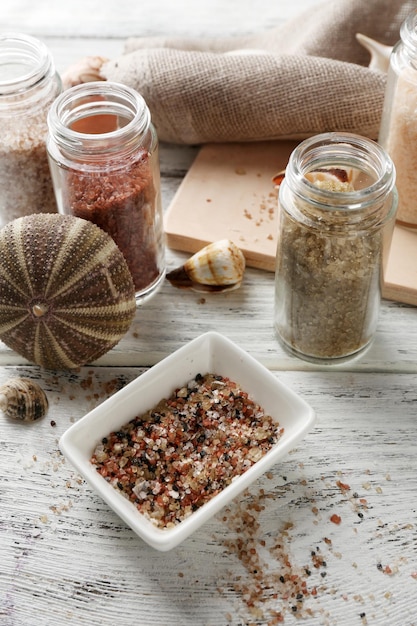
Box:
[61,55,109,90]
[272,170,286,187]
[273,167,355,192]
[0,214,136,370]
[0,378,48,421]
[305,168,355,192]
[356,33,392,73]
[166,239,246,293]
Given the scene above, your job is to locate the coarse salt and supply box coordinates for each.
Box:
[90,373,283,528]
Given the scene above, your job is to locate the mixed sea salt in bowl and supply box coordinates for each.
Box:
[59,332,316,551]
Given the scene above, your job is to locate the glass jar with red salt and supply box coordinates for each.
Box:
[46,81,165,304]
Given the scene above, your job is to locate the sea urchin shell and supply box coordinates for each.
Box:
[0,214,136,369]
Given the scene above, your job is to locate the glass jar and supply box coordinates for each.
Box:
[0,33,61,228]
[378,10,417,227]
[274,132,397,364]
[47,81,165,305]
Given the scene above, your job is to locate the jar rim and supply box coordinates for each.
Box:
[285,132,396,213]
[0,32,53,95]
[47,81,151,156]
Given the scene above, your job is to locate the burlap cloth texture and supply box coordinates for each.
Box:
[100,0,416,144]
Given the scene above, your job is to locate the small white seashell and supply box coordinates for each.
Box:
[0,378,49,422]
[166,239,246,293]
[356,33,393,73]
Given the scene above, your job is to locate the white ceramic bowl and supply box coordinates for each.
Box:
[59,331,316,551]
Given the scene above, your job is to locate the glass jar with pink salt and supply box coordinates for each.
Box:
[379,10,417,227]
[46,81,165,305]
[0,33,62,228]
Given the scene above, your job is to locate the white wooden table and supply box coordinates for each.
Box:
[2,2,417,625]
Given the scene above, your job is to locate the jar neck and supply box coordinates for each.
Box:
[282,132,396,230]
[0,33,58,106]
[47,81,151,161]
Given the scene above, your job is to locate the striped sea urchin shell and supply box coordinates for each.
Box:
[0,214,136,369]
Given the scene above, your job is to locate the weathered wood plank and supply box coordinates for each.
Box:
[1,367,416,625]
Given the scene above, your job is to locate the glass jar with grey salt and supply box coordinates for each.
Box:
[379,10,417,227]
[0,33,61,228]
[274,132,397,364]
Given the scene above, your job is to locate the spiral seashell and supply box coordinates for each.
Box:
[0,378,48,421]
[166,239,246,292]
[0,214,136,370]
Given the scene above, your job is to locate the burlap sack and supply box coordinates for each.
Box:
[101,0,415,144]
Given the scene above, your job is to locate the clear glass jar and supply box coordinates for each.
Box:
[0,33,61,228]
[274,132,397,364]
[47,81,165,305]
[378,10,417,227]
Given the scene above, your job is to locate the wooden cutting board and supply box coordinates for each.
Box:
[164,141,417,305]
[164,140,297,271]
[382,224,417,306]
